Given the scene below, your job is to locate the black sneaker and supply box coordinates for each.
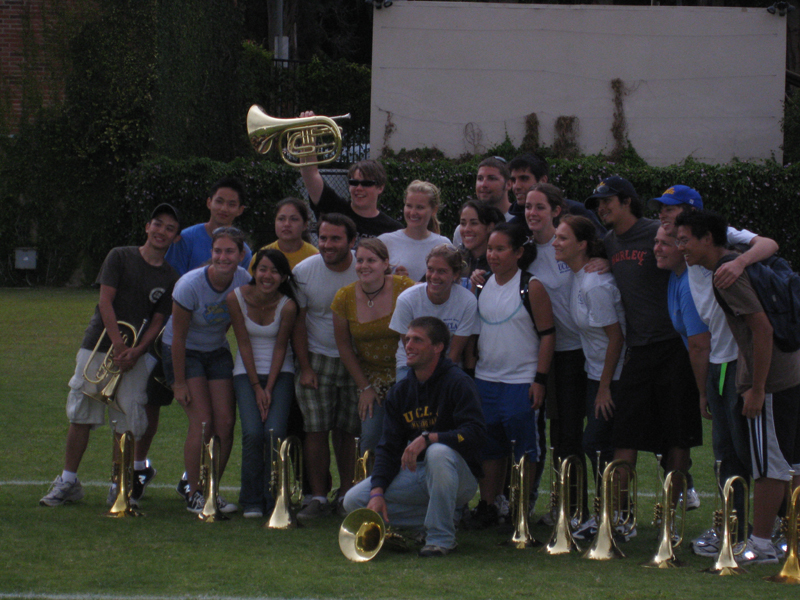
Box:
[419,544,456,557]
[464,500,499,530]
[176,473,190,500]
[132,461,157,501]
[186,490,204,514]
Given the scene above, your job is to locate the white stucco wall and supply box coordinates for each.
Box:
[370,1,786,165]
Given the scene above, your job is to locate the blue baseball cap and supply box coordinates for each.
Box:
[648,185,703,212]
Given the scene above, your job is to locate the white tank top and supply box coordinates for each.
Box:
[475,269,540,384]
[232,288,295,376]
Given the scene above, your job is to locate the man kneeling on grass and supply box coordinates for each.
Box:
[343,317,486,557]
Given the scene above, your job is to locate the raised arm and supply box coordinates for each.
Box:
[298,110,325,206]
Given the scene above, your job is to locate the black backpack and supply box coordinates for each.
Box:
[475,270,539,334]
[714,253,800,353]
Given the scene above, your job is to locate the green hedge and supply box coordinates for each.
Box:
[2,153,799,285]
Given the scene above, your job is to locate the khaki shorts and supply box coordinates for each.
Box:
[66,348,150,438]
[295,352,359,434]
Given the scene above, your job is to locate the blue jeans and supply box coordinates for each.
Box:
[234,372,294,513]
[707,361,750,530]
[343,443,478,549]
[359,401,385,454]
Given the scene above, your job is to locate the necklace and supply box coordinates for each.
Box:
[361,278,387,307]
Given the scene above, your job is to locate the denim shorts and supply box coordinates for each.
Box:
[162,343,234,384]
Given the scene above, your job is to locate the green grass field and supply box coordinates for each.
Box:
[0,288,794,599]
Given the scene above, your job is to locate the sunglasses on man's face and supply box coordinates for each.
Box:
[349,179,377,188]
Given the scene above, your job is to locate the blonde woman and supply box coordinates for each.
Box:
[378,180,451,282]
[332,239,415,452]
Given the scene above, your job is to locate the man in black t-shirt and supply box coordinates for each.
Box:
[40,204,181,508]
[298,111,401,242]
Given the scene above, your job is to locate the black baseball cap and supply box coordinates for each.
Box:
[151,203,182,232]
[584,176,638,211]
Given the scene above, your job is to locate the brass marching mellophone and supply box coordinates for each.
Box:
[246,105,350,167]
[644,467,686,568]
[544,455,584,555]
[584,459,637,560]
[105,425,142,518]
[353,437,374,485]
[765,482,800,584]
[198,423,228,522]
[706,475,749,575]
[267,434,303,530]
[504,442,538,549]
[83,320,145,415]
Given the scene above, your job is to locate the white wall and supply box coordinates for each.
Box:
[370,2,786,165]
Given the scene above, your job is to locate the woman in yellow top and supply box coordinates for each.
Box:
[257,197,318,271]
[331,238,415,452]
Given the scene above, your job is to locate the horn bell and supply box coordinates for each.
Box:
[339,508,386,562]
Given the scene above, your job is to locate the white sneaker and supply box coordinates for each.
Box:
[40,476,85,507]
[243,507,264,518]
[572,513,636,542]
[736,537,780,565]
[684,488,700,511]
[494,494,510,520]
[691,526,720,557]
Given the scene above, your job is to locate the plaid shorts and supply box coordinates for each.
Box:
[295,352,359,434]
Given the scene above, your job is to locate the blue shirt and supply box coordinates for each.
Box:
[165,223,253,276]
[668,269,708,348]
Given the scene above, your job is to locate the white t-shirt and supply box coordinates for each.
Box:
[293,253,358,357]
[232,289,294,376]
[163,266,252,352]
[572,268,626,381]
[475,270,540,384]
[378,229,451,283]
[687,226,756,364]
[526,237,582,351]
[389,283,479,370]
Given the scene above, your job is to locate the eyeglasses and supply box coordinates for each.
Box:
[349,179,377,188]
[212,226,243,236]
[675,237,690,248]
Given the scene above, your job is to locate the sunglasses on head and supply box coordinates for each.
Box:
[349,179,377,188]
[592,183,620,196]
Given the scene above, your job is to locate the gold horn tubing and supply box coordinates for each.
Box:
[267,436,303,529]
[106,430,142,517]
[246,105,349,167]
[502,444,539,549]
[339,508,387,562]
[643,470,686,568]
[706,475,749,575]
[353,437,374,485]
[765,484,800,584]
[82,321,140,415]
[544,455,584,555]
[199,434,228,522]
[584,459,636,560]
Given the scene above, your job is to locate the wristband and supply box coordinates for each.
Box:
[537,326,556,337]
[250,381,260,387]
[359,384,373,394]
[369,492,384,499]
[534,372,548,386]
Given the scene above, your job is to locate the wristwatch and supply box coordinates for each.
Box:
[421,431,431,447]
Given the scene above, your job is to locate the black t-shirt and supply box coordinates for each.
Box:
[81,246,179,351]
[313,182,402,242]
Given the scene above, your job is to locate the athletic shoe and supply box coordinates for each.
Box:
[336,497,348,517]
[572,514,636,542]
[495,494,510,521]
[243,507,264,519]
[684,487,701,511]
[465,500,499,529]
[40,476,85,507]
[132,461,156,501]
[176,473,190,500]
[736,537,780,565]
[297,498,329,520]
[419,544,456,557]
[691,527,721,557]
[217,495,237,514]
[106,483,139,508]
[186,490,205,514]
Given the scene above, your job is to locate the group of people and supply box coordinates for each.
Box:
[39,145,799,564]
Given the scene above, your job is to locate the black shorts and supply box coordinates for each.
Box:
[146,357,173,407]
[612,337,703,452]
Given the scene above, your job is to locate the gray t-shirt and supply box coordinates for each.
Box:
[603,218,678,347]
[81,246,178,351]
[162,266,251,352]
